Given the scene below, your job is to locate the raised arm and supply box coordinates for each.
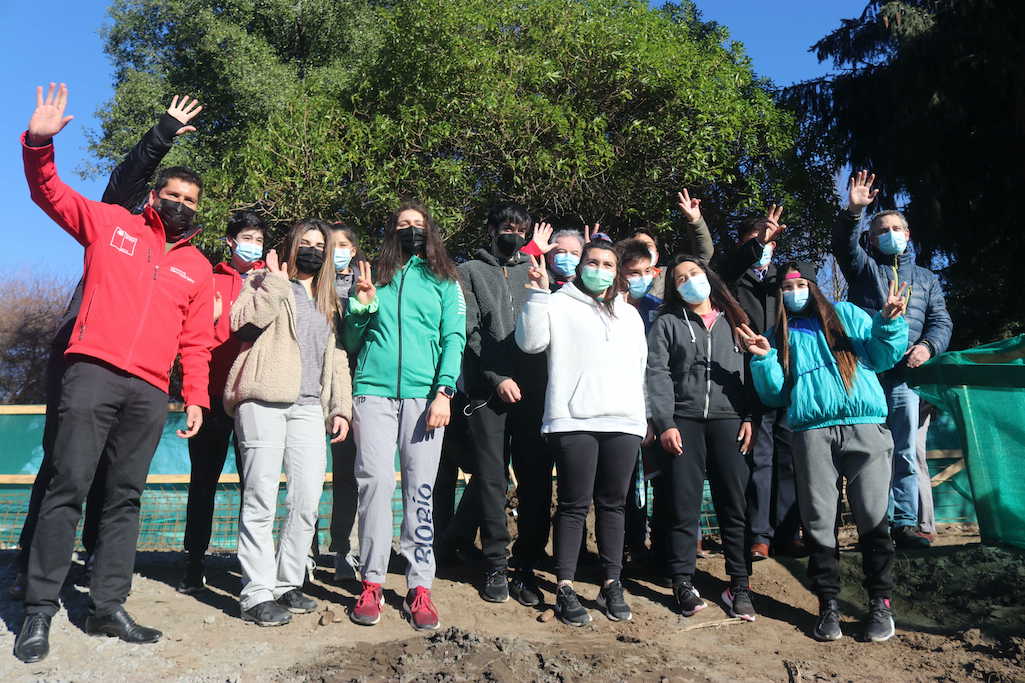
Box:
[676,188,713,261]
[515,255,552,354]
[832,170,878,279]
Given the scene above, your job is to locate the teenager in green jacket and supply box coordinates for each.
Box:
[344,201,466,632]
[738,261,908,645]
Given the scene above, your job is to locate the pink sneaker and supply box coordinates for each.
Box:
[403,586,440,631]
[350,581,383,626]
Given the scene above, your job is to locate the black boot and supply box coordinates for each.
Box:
[85,607,162,644]
[14,614,51,663]
[177,552,205,594]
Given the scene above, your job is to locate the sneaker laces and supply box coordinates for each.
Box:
[559,586,582,609]
[486,568,506,584]
[356,582,382,609]
[603,580,624,602]
[410,587,438,618]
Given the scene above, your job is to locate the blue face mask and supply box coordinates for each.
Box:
[234,241,263,263]
[783,288,810,313]
[756,243,773,268]
[678,273,711,304]
[334,247,353,271]
[627,274,654,299]
[553,253,580,277]
[877,230,908,255]
[580,265,616,293]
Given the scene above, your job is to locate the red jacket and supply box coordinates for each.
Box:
[23,134,215,408]
[208,260,263,399]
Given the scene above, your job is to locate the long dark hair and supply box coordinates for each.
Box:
[278,218,337,321]
[661,255,749,335]
[574,240,624,316]
[774,264,858,392]
[376,200,458,285]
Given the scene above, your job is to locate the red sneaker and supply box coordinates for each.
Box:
[404,586,440,631]
[350,581,383,626]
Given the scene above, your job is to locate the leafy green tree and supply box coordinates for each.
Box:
[785,0,1025,346]
[92,0,833,263]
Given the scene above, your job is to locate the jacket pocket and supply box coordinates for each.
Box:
[567,371,634,420]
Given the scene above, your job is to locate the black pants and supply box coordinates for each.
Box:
[663,417,751,584]
[24,359,168,618]
[747,408,800,546]
[623,458,647,554]
[183,398,241,555]
[18,343,105,572]
[328,437,358,555]
[459,394,553,570]
[551,431,641,582]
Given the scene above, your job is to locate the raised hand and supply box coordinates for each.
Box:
[677,188,703,223]
[759,204,786,244]
[660,427,684,456]
[355,260,377,305]
[736,323,771,357]
[265,249,288,280]
[848,169,880,211]
[882,279,910,319]
[583,222,601,243]
[525,254,550,291]
[167,94,203,136]
[176,405,204,439]
[28,83,74,144]
[329,416,350,443]
[530,222,556,254]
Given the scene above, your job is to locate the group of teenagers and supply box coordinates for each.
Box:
[11,84,951,665]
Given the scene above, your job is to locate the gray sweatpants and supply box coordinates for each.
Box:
[353,396,444,589]
[235,400,327,611]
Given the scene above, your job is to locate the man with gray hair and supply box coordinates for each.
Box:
[833,170,953,549]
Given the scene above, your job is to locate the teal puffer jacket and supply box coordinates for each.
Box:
[749,302,907,432]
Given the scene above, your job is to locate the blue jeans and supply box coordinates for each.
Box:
[880,373,920,528]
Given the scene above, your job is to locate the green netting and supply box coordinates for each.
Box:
[910,334,1025,550]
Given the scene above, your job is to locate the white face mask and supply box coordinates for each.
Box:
[648,248,659,266]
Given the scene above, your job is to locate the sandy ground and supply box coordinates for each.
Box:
[0,525,1023,682]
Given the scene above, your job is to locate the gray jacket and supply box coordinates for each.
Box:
[646,308,750,432]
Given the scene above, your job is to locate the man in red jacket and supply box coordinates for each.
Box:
[14,83,215,664]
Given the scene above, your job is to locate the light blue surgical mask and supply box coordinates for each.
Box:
[877,230,908,255]
[627,274,654,299]
[553,253,580,277]
[783,288,810,313]
[678,273,711,304]
[580,265,616,293]
[756,243,773,268]
[334,247,353,271]
[234,241,263,263]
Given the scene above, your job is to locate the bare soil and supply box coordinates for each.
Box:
[1,525,1023,682]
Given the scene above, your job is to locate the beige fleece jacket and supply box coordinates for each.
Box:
[222,270,352,426]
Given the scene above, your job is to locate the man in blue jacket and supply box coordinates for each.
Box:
[833,170,953,549]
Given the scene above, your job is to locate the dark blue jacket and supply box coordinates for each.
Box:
[832,212,953,363]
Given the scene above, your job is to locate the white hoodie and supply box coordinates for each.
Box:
[515,282,647,437]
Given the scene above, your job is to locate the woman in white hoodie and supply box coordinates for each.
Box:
[515,240,647,627]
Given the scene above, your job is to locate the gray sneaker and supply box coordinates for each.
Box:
[241,600,292,626]
[555,585,591,627]
[276,589,317,614]
[864,597,895,642]
[813,598,843,641]
[597,579,632,622]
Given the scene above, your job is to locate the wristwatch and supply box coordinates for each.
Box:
[437,385,456,399]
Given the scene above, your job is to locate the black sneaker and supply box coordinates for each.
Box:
[722,585,757,622]
[481,568,509,603]
[892,526,930,549]
[597,579,632,622]
[555,585,591,627]
[864,597,895,642]
[177,553,205,594]
[276,589,317,614]
[672,580,707,617]
[241,600,292,626]
[509,570,542,607]
[813,597,843,641]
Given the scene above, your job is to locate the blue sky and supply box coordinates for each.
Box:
[0,0,866,278]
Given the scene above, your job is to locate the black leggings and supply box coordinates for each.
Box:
[663,417,752,584]
[550,431,642,582]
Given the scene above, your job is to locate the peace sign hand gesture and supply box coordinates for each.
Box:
[530,222,556,254]
[355,260,377,305]
[736,323,772,357]
[583,222,602,243]
[28,82,74,145]
[882,279,910,320]
[265,249,288,280]
[848,170,880,211]
[525,254,550,291]
[167,95,203,136]
[677,188,703,224]
[759,204,786,244]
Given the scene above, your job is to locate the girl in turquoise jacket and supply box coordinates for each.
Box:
[737,261,908,645]
[342,201,466,633]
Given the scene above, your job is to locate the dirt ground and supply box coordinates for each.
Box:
[1,525,1023,682]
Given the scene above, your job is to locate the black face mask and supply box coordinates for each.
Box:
[398,226,427,255]
[493,232,525,259]
[156,198,196,242]
[296,246,325,274]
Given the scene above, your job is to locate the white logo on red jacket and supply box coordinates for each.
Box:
[109,227,138,256]
[170,266,195,283]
